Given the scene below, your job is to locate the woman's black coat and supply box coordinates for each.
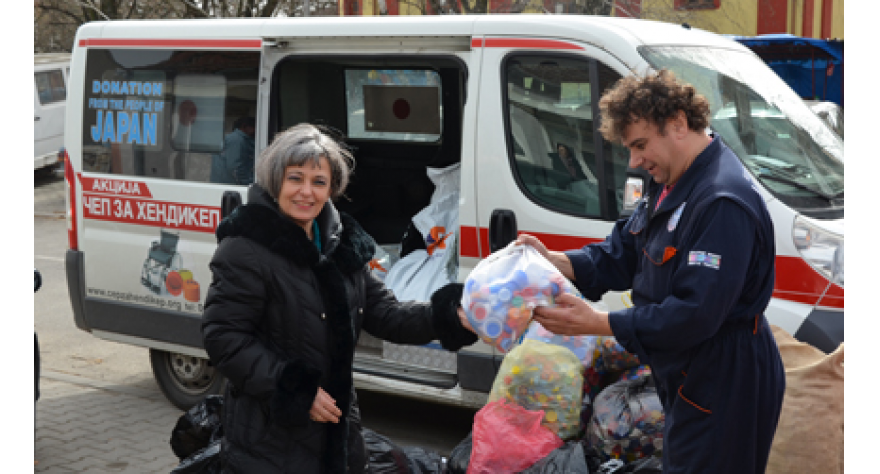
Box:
[201,185,475,473]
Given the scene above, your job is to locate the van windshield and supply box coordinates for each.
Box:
[641,46,844,219]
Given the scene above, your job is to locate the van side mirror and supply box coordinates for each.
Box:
[620,174,646,218]
[489,209,518,253]
[221,191,243,219]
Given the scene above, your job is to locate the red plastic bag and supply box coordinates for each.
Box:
[468,399,563,474]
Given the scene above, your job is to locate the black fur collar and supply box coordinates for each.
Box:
[216,186,375,275]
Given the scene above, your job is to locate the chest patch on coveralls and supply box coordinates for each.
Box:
[688,251,722,270]
[668,202,686,232]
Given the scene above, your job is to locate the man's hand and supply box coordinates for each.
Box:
[515,234,551,259]
[532,293,612,336]
[516,234,576,281]
[310,387,342,423]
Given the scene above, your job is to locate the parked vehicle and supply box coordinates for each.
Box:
[64,16,843,410]
[35,53,71,172]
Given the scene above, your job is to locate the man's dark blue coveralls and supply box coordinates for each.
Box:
[566,136,785,474]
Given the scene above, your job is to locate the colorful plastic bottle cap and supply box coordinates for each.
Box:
[484,319,502,339]
[183,279,200,302]
[515,269,530,288]
[497,287,512,302]
[499,338,512,352]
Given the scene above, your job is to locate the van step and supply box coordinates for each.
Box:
[353,354,457,389]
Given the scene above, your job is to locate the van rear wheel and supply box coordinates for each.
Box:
[150,349,225,411]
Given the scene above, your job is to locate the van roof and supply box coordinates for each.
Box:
[75,15,748,69]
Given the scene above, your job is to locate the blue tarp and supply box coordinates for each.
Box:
[732,34,844,107]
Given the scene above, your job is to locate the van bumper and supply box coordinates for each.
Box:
[793,308,843,354]
[64,248,205,349]
[66,250,89,331]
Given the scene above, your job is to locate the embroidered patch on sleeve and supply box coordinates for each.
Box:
[688,251,721,270]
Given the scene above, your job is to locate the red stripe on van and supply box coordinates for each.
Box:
[459,226,842,308]
[817,283,844,309]
[771,289,820,307]
[460,225,481,258]
[471,38,583,50]
[774,256,829,301]
[78,38,262,49]
[459,225,602,258]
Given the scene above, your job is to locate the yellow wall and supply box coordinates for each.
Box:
[788,0,844,39]
[636,0,757,35]
[356,0,842,39]
[831,0,843,38]
[636,0,842,38]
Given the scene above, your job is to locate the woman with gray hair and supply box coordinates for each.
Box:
[201,123,477,474]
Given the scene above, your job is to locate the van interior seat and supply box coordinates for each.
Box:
[509,103,554,172]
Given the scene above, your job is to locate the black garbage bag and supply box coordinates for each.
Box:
[170,395,224,460]
[519,441,590,473]
[364,428,410,474]
[364,428,448,474]
[402,446,447,474]
[587,375,664,463]
[170,439,221,474]
[622,457,662,473]
[446,431,473,474]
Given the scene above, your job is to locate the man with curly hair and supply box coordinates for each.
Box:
[519,70,785,474]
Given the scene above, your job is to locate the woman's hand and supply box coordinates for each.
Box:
[310,387,342,423]
[458,306,475,334]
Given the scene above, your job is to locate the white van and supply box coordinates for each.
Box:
[63,15,844,410]
[35,53,71,171]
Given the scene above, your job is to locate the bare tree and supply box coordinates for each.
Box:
[394,0,535,15]
[34,0,341,52]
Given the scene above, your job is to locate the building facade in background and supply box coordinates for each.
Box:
[339,0,843,39]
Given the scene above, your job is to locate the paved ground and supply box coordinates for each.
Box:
[35,371,184,474]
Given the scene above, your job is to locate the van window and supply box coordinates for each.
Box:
[642,46,843,217]
[504,55,626,219]
[81,49,260,183]
[345,69,442,142]
[35,70,66,104]
[273,56,465,245]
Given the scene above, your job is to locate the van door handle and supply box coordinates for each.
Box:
[221,190,243,219]
[489,209,518,253]
[34,116,40,121]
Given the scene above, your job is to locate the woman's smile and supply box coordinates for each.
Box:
[277,157,332,238]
